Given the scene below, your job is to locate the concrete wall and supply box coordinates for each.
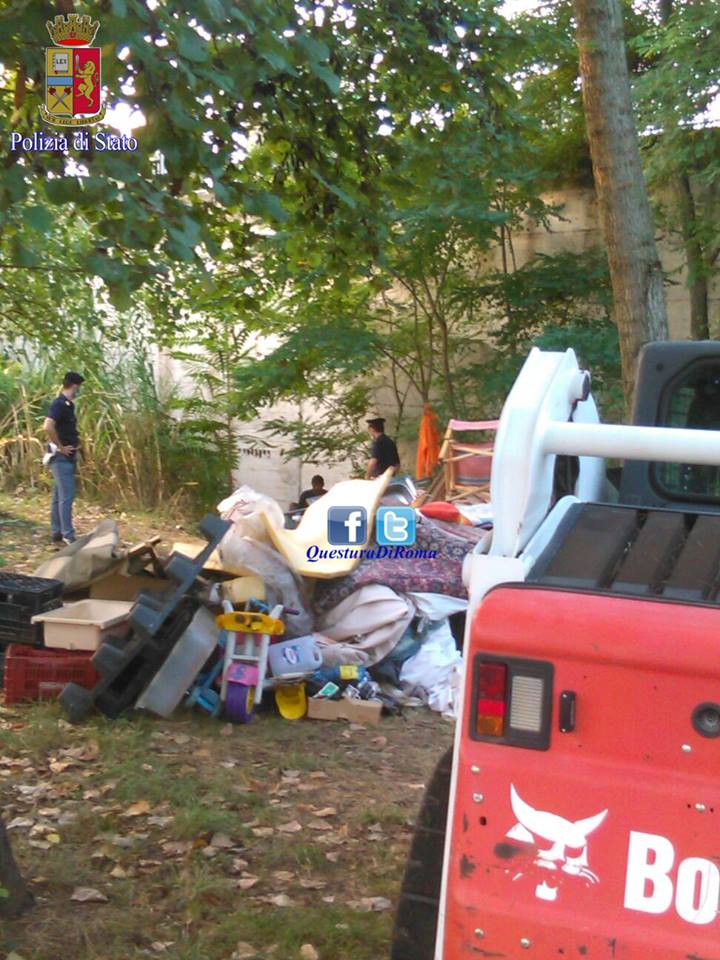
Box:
[231,401,353,509]
[156,345,354,510]
[506,186,720,339]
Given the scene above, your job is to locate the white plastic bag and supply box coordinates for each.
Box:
[217,485,284,543]
[406,592,467,621]
[400,619,463,718]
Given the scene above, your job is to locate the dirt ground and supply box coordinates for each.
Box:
[0,490,191,573]
[0,492,454,960]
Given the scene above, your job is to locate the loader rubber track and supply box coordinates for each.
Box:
[391,746,452,960]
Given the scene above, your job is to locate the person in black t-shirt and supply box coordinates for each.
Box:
[43,371,84,544]
[298,474,328,510]
[365,417,400,479]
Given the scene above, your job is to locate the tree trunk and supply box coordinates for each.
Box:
[688,272,710,340]
[0,819,33,917]
[573,0,668,408]
[678,173,711,338]
[658,3,710,341]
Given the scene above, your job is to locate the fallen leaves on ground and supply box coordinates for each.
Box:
[7,817,33,830]
[122,800,151,818]
[232,944,257,960]
[264,893,294,907]
[347,896,393,912]
[209,832,235,848]
[70,886,109,903]
[236,876,260,890]
[277,820,303,834]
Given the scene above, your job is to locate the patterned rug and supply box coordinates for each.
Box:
[312,515,485,614]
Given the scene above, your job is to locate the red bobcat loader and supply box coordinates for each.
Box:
[393,341,720,960]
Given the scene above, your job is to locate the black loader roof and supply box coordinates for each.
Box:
[527,501,720,605]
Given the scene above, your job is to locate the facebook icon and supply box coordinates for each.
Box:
[376,506,416,546]
[327,506,368,546]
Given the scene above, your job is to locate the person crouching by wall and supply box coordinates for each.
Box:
[298,475,328,509]
[43,371,84,545]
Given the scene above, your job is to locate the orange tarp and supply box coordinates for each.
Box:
[416,403,441,479]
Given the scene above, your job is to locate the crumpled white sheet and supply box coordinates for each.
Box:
[405,592,467,622]
[400,619,463,718]
[218,485,284,543]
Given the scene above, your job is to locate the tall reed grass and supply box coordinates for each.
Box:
[0,344,234,513]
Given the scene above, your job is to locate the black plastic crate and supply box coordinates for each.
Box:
[0,597,61,621]
[0,573,64,614]
[0,619,42,647]
[0,576,63,647]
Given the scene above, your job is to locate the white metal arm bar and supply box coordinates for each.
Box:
[543,421,720,466]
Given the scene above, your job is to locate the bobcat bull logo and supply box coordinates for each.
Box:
[505,785,608,902]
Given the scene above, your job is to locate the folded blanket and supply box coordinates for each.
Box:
[315,584,415,667]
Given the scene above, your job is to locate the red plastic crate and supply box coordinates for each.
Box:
[3,645,99,705]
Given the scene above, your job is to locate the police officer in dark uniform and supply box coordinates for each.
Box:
[365,417,400,479]
[43,371,84,544]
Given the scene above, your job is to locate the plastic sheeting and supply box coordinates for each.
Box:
[400,619,463,718]
[217,532,313,637]
[416,403,440,480]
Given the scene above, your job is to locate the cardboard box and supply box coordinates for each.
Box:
[88,571,168,602]
[172,541,251,576]
[306,696,383,726]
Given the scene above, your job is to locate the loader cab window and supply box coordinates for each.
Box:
[653,361,720,501]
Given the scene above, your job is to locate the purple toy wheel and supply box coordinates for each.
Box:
[225,683,255,724]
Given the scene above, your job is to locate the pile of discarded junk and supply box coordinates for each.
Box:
[0,460,494,727]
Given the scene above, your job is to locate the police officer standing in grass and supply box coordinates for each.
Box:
[43,371,84,545]
[365,416,400,479]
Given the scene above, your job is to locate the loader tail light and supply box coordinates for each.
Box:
[471,655,554,751]
[509,674,545,733]
[477,662,508,737]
